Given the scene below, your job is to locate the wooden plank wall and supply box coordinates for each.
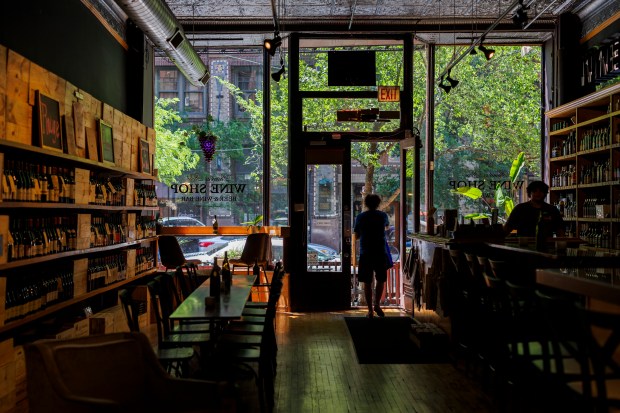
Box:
[0,46,155,175]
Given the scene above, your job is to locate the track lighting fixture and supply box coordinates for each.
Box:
[264,33,282,56]
[512,0,529,28]
[271,58,285,82]
[478,42,495,60]
[446,71,459,88]
[438,76,451,94]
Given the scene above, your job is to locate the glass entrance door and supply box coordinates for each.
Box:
[306,164,343,273]
[350,141,405,308]
[301,147,351,311]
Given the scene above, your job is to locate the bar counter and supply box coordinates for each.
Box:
[536,268,620,305]
[485,238,619,268]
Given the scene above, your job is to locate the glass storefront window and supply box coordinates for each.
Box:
[431,45,542,230]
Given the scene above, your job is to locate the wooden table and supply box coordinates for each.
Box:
[169,274,256,322]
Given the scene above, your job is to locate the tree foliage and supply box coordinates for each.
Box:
[195,45,542,217]
[432,46,542,213]
[154,98,200,186]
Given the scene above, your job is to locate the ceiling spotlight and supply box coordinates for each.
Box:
[478,44,495,60]
[446,71,459,88]
[271,58,285,82]
[438,76,451,94]
[264,34,282,56]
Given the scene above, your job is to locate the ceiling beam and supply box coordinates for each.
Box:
[179,20,556,35]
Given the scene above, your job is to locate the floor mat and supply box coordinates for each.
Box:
[344,316,449,364]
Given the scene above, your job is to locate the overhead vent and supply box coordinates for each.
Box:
[114,0,209,86]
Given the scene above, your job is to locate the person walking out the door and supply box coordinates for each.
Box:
[354,194,390,318]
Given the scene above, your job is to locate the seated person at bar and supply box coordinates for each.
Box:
[504,180,565,237]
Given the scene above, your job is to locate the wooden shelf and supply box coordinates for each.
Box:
[0,202,158,211]
[549,125,577,135]
[0,139,155,181]
[547,83,620,248]
[0,268,158,336]
[578,218,619,223]
[0,237,158,271]
[550,153,577,162]
[550,185,577,191]
[579,181,619,189]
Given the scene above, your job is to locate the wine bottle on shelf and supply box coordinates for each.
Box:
[212,215,219,235]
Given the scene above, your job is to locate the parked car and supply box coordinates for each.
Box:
[193,238,340,265]
[158,216,228,254]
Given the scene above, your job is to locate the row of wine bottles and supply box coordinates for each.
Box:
[135,246,155,275]
[90,215,127,248]
[86,253,128,292]
[2,160,76,203]
[551,131,576,157]
[0,160,157,207]
[3,268,75,324]
[90,214,156,248]
[579,126,613,151]
[134,183,158,207]
[135,216,157,240]
[89,176,157,207]
[86,247,154,292]
[89,175,126,206]
[553,197,577,219]
[579,160,619,184]
[579,223,617,249]
[5,212,156,263]
[7,216,77,262]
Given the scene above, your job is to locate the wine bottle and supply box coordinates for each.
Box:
[535,211,546,251]
[221,251,231,293]
[212,215,219,235]
[210,257,221,298]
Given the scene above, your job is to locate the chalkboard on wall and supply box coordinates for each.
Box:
[35,90,64,153]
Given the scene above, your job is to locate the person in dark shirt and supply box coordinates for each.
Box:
[504,180,565,238]
[353,194,390,318]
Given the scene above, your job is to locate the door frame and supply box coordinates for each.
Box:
[287,32,414,311]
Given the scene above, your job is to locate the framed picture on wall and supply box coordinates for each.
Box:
[98,120,115,165]
[139,139,151,174]
[35,91,64,153]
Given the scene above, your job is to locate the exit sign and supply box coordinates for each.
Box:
[377,86,400,102]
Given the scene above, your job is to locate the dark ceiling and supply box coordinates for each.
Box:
[160,0,604,49]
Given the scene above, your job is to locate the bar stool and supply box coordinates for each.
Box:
[534,288,601,411]
[447,249,479,370]
[574,303,620,412]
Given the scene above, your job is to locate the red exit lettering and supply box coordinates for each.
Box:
[377,86,400,102]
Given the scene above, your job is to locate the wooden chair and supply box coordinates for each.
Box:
[158,235,202,295]
[212,263,286,413]
[118,287,195,377]
[229,233,271,275]
[146,279,211,350]
[24,332,236,413]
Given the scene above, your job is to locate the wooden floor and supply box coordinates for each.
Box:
[265,308,496,413]
[228,306,590,413]
[266,310,484,413]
